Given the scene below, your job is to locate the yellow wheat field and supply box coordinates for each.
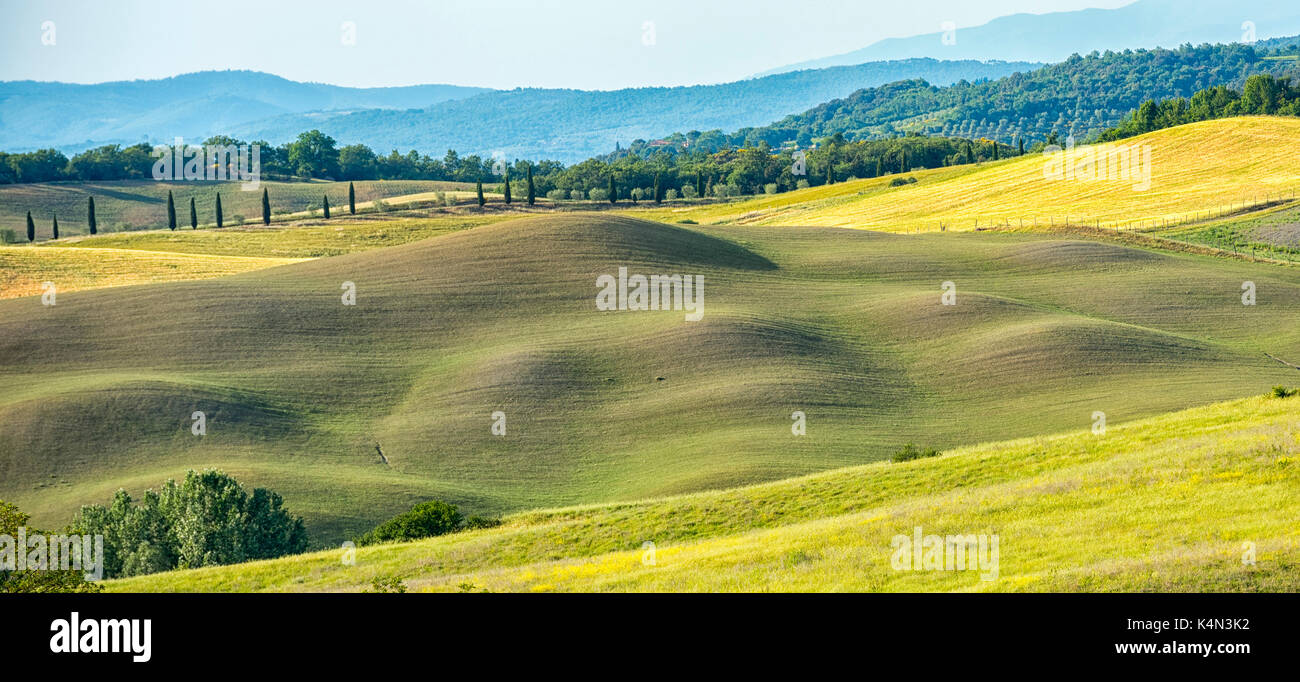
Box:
[685,117,1300,232]
[0,246,306,299]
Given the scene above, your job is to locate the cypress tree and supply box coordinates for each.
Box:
[26,211,35,242]
[52,213,59,240]
[875,157,884,177]
[992,143,999,161]
[262,188,271,225]
[167,190,177,230]
[901,149,907,173]
[87,196,97,235]
[215,193,224,228]
[477,180,485,206]
[322,195,330,219]
[526,164,535,206]
[1018,137,1026,156]
[608,175,617,204]
[654,173,662,203]
[826,164,834,186]
[189,197,197,229]
[503,168,512,204]
[348,182,356,215]
[695,170,703,198]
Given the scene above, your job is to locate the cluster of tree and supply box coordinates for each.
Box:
[357,500,500,546]
[1096,74,1300,142]
[1,500,101,593]
[73,470,308,579]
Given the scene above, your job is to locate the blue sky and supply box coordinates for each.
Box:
[0,0,1133,89]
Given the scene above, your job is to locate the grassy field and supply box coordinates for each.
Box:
[1153,201,1300,263]
[0,179,479,238]
[4,214,1300,546]
[622,117,1300,231]
[42,214,509,258]
[0,245,306,299]
[107,392,1300,592]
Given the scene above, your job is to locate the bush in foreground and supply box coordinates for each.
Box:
[74,469,308,578]
[358,501,503,545]
[891,443,940,463]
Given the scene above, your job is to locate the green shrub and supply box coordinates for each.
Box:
[891,443,940,463]
[359,500,463,545]
[365,575,407,593]
[1272,385,1296,398]
[464,516,503,530]
[678,219,698,224]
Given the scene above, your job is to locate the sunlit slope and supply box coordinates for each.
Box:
[667,117,1300,231]
[3,215,1300,543]
[108,393,1300,593]
[0,245,305,299]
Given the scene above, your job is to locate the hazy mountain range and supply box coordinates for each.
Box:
[0,60,1036,162]
[759,0,1300,75]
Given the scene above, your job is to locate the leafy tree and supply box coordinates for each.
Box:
[74,470,307,577]
[348,182,356,215]
[25,211,34,241]
[286,129,340,178]
[215,192,224,228]
[189,197,197,229]
[338,144,378,180]
[358,500,464,545]
[87,196,97,235]
[167,190,176,230]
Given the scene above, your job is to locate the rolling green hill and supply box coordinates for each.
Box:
[3,214,1299,547]
[107,392,1300,592]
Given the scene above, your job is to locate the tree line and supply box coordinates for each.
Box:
[1096,74,1300,142]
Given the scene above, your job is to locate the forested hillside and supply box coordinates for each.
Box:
[652,38,1300,154]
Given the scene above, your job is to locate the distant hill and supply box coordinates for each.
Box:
[0,60,1039,162]
[0,70,491,151]
[760,0,1300,75]
[228,59,1038,162]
